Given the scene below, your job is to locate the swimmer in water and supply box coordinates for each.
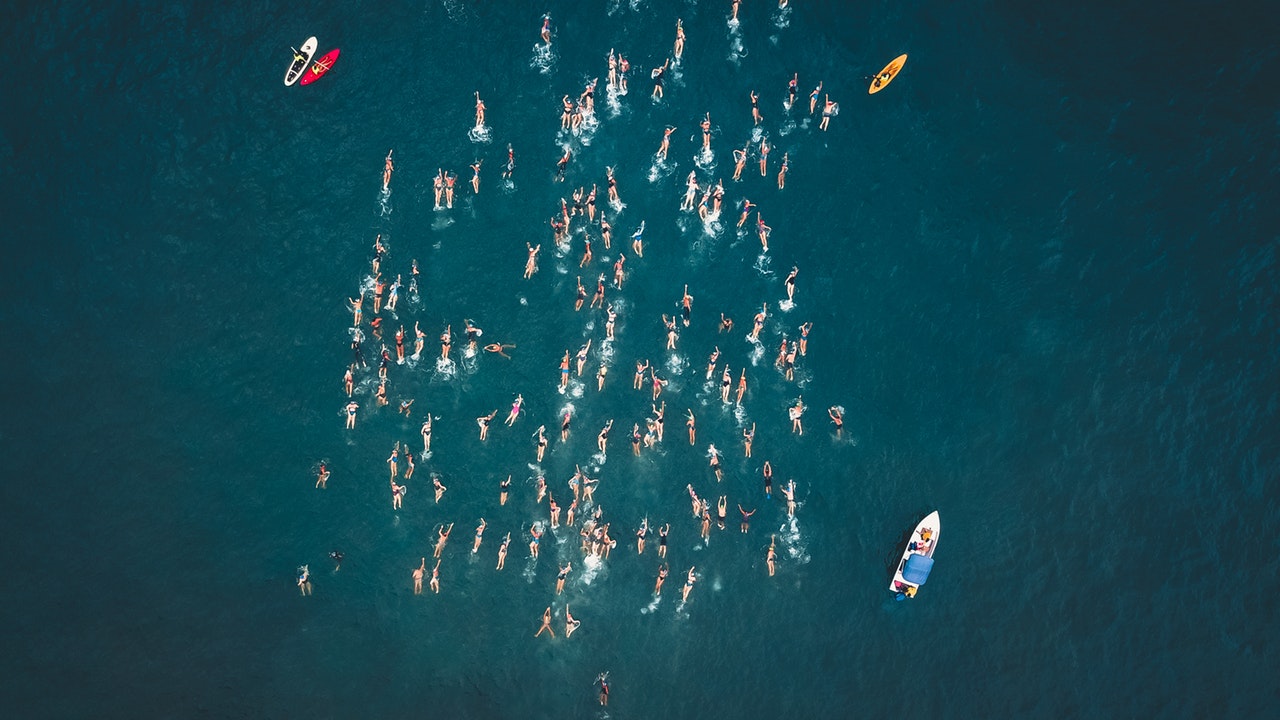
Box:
[717,495,728,529]
[759,138,770,176]
[413,321,425,359]
[560,411,572,441]
[767,535,777,576]
[316,463,330,489]
[674,19,685,60]
[686,409,696,445]
[680,284,693,327]
[440,324,452,361]
[707,346,721,380]
[820,406,841,437]
[524,242,540,279]
[345,401,359,429]
[720,313,734,334]
[477,410,498,441]
[433,476,448,504]
[496,532,511,569]
[634,359,650,390]
[658,523,669,558]
[701,112,712,151]
[505,394,523,426]
[820,94,836,131]
[484,342,516,359]
[787,72,798,110]
[559,350,571,389]
[798,321,812,356]
[631,221,645,257]
[555,562,572,594]
[421,416,432,454]
[809,81,823,115]
[784,266,798,302]
[297,565,312,596]
[721,366,733,402]
[536,607,555,638]
[472,518,487,554]
[391,480,405,509]
[535,425,548,462]
[500,475,511,506]
[732,144,748,181]
[789,398,805,434]
[591,274,606,308]
[503,143,515,180]
[597,418,613,453]
[710,445,724,481]
[681,566,697,603]
[782,479,797,517]
[756,213,772,251]
[743,422,755,457]
[413,557,425,594]
[329,550,343,571]
[565,605,581,638]
[763,460,774,498]
[651,58,670,100]
[348,294,363,327]
[540,15,552,44]
[658,126,675,159]
[470,160,482,194]
[529,523,543,558]
[598,673,610,706]
[434,522,453,558]
[654,562,669,594]
[777,152,789,189]
[750,89,762,125]
[383,150,393,190]
[605,303,617,340]
[474,91,485,126]
[597,362,607,391]
[739,504,756,533]
[429,558,441,594]
[636,518,649,554]
[737,369,748,405]
[387,445,399,480]
[576,339,592,376]
[751,303,767,340]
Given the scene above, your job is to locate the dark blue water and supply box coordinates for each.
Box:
[2,0,1276,716]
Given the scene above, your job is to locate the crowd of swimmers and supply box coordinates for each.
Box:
[308,5,858,707]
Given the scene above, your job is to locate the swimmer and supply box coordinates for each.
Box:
[732,144,748,181]
[444,171,456,208]
[580,237,593,268]
[701,112,712,151]
[707,346,721,379]
[375,379,388,407]
[496,532,511,569]
[597,418,613,453]
[613,254,626,289]
[598,673,610,706]
[348,294,363,327]
[395,325,405,362]
[716,495,729,529]
[560,411,572,441]
[750,89,762,125]
[652,401,666,442]
[484,342,516,359]
[680,284,693,327]
[345,400,359,429]
[432,169,444,208]
[798,321,812,356]
[743,422,755,457]
[686,409,696,445]
[751,303,767,340]
[763,460,774,498]
[413,321,425,358]
[784,266,798,302]
[674,18,685,60]
[433,476,448,504]
[420,416,432,454]
[529,524,543,558]
[540,15,552,44]
[777,152,789,189]
[565,605,581,638]
[782,479,797,517]
[387,445,399,480]
[631,423,642,455]
[658,126,675,159]
[383,149,393,190]
[720,313,734,334]
[591,274,606,308]
[373,274,385,314]
[636,518,649,554]
[440,324,452,360]
[606,166,620,204]
[391,480,405,509]
[566,499,578,527]
[600,217,613,249]
[738,504,756,533]
[605,303,617,340]
[297,565,312,596]
[651,58,670,100]
[634,359,650,390]
[555,562,572,594]
[535,606,556,638]
[681,566,696,603]
[316,463,330,489]
[576,339,592,376]
[555,147,571,182]
[820,94,836,131]
[682,170,700,210]
[809,81,823,115]
[767,535,777,576]
[413,557,425,594]
[654,562,669,594]
[650,370,668,400]
[343,364,354,397]
[463,318,481,354]
[663,314,678,349]
[787,72,798,110]
[737,198,756,228]
[710,446,724,482]
[721,366,732,402]
[658,523,670,558]
[631,221,645,258]
[502,143,515,180]
[329,550,343,571]
[505,394,523,425]
[403,449,415,479]
[731,0,741,22]
[470,160,482,194]
[828,406,844,435]
[597,362,607,391]
[535,425,548,462]
[500,475,511,506]
[789,398,804,434]
[524,242,540,279]
[429,558,441,594]
[549,495,561,528]
[759,138,770,176]
[587,184,598,222]
[434,522,453,558]
[477,409,498,441]
[472,518,486,554]
[474,91,485,126]
[559,350,571,389]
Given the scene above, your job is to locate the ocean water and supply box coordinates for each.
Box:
[1,0,1276,717]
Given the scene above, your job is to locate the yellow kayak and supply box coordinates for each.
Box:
[869,54,908,94]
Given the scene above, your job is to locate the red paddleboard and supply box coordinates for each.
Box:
[299,48,339,86]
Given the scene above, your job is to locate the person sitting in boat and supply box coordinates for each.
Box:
[920,527,933,543]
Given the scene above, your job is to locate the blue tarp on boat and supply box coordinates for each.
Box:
[902,553,934,585]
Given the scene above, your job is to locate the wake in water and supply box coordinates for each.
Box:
[530,42,556,75]
[468,123,492,144]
